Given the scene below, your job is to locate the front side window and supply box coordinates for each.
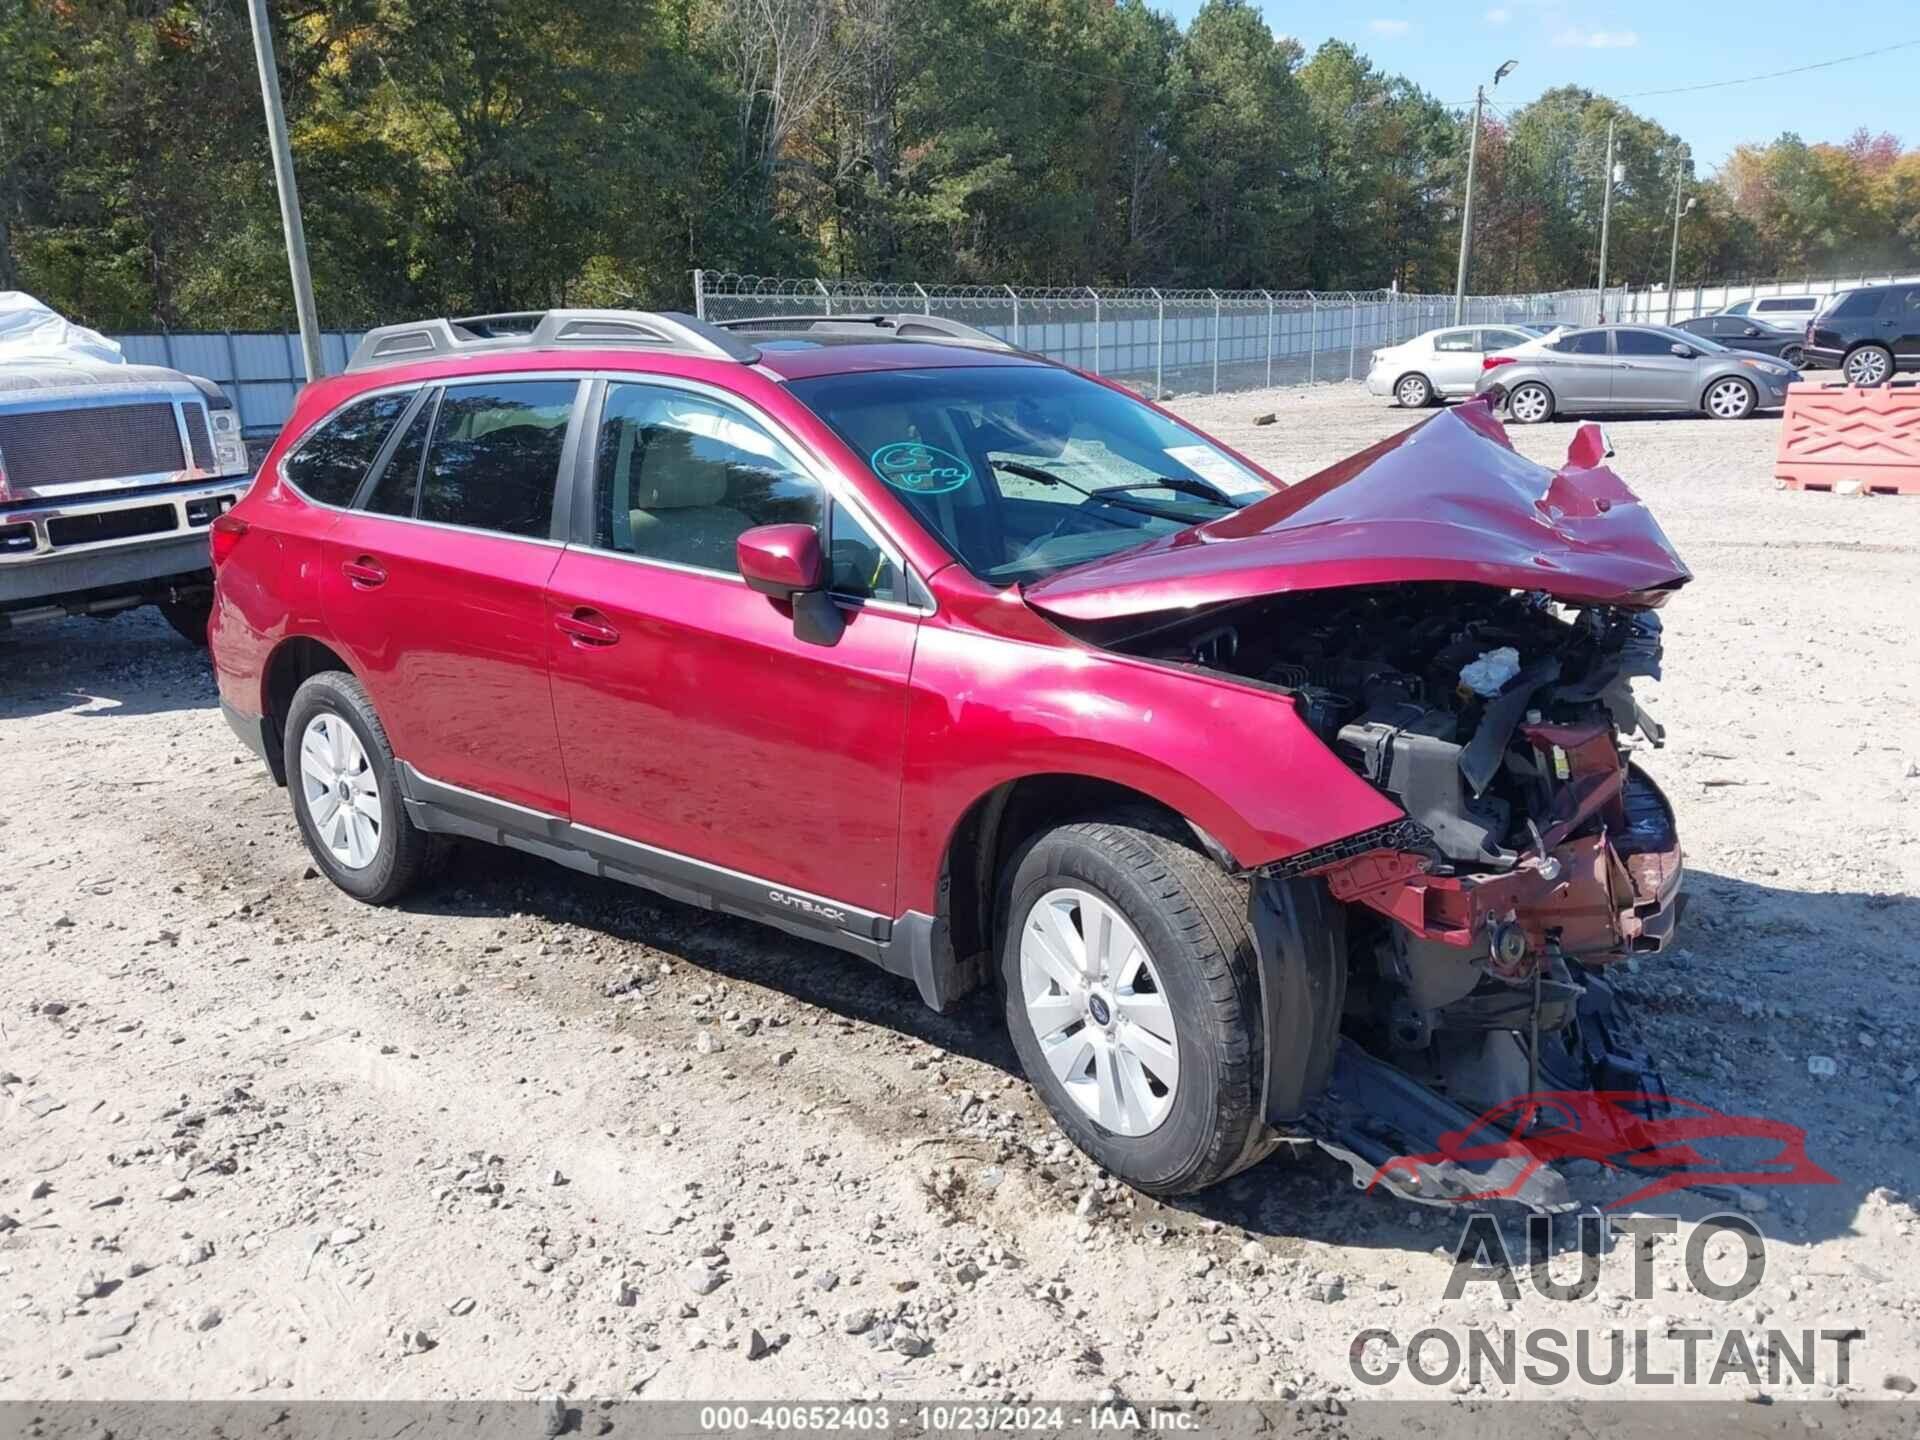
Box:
[417,380,576,538]
[787,365,1276,585]
[594,383,821,576]
[286,391,413,506]
[1615,330,1676,357]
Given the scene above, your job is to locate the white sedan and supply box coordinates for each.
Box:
[1365,323,1555,407]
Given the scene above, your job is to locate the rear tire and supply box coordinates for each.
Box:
[1393,373,1434,408]
[157,594,212,647]
[998,811,1271,1196]
[1844,344,1894,386]
[283,670,431,905]
[1781,344,1804,368]
[1506,381,1555,424]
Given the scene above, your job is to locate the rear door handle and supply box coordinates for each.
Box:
[556,608,620,647]
[342,557,387,588]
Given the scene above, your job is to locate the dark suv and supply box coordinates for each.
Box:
[210,308,1688,1203]
[1802,283,1920,385]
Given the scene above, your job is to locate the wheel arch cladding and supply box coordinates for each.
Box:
[936,775,1235,1004]
[261,636,359,785]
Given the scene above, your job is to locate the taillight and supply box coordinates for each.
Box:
[1482,355,1517,372]
[209,513,250,568]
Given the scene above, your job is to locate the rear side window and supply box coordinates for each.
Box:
[285,392,412,506]
[1755,298,1815,313]
[1432,330,1476,352]
[1829,289,1885,320]
[593,382,821,576]
[1554,330,1609,355]
[418,381,577,538]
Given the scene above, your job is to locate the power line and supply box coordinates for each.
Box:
[1616,38,1919,99]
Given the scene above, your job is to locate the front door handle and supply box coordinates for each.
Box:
[556,608,620,647]
[342,557,387,588]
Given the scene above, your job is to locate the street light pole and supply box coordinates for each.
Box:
[1452,85,1484,326]
[1595,118,1617,322]
[246,0,324,383]
[1665,157,1695,326]
[1453,61,1516,325]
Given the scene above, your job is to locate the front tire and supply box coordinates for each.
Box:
[1703,376,1756,420]
[1845,344,1894,386]
[283,670,431,904]
[157,594,212,647]
[1506,381,1555,424]
[999,812,1270,1196]
[1394,373,1434,408]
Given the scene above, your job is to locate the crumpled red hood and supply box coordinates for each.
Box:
[1022,401,1691,623]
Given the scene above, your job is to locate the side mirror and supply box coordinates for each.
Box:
[737,523,823,599]
[736,523,844,647]
[1743,326,1761,337]
[1669,342,1694,358]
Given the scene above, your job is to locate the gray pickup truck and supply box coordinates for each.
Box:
[1,356,254,642]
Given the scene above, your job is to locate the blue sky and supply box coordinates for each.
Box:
[1154,1,1916,173]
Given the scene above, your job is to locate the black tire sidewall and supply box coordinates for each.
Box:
[1706,377,1756,419]
[1848,345,1894,385]
[998,829,1244,1193]
[283,672,410,903]
[1397,374,1431,407]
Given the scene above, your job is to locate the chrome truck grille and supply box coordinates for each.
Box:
[0,403,188,490]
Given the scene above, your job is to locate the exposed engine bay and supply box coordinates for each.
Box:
[1093,581,1688,1209]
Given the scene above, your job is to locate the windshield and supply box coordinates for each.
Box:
[787,365,1275,584]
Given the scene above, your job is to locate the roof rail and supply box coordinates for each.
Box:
[712,313,1021,353]
[345,309,759,373]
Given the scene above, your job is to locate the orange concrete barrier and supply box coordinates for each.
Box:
[1775,377,1920,495]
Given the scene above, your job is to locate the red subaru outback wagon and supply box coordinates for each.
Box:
[212,309,1690,1200]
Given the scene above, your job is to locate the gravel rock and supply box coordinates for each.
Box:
[684,1264,726,1295]
[1885,1374,1918,1394]
[746,1328,771,1360]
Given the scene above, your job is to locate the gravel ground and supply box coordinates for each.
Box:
[3,383,1919,1409]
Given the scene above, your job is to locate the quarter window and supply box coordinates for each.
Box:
[286,391,413,506]
[594,383,821,576]
[417,381,576,538]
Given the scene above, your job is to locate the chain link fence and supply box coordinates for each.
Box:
[1615,268,1920,327]
[695,274,1606,397]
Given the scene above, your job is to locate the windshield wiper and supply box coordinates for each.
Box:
[1094,475,1237,506]
[995,461,1216,523]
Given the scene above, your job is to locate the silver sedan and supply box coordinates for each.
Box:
[1476,323,1800,422]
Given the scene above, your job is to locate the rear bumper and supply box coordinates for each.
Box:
[221,698,278,775]
[1800,345,1845,370]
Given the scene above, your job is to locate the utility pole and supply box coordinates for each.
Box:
[1453,60,1516,326]
[1452,87,1484,326]
[1665,154,1695,326]
[246,0,324,383]
[1595,118,1617,322]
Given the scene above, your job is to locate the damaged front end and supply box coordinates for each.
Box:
[1029,405,1692,1209]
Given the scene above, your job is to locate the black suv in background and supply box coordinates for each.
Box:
[1802,283,1920,385]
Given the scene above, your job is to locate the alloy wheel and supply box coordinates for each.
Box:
[1705,378,1754,419]
[299,713,383,870]
[1396,375,1430,407]
[1019,886,1179,1136]
[1845,347,1892,386]
[1508,385,1551,423]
